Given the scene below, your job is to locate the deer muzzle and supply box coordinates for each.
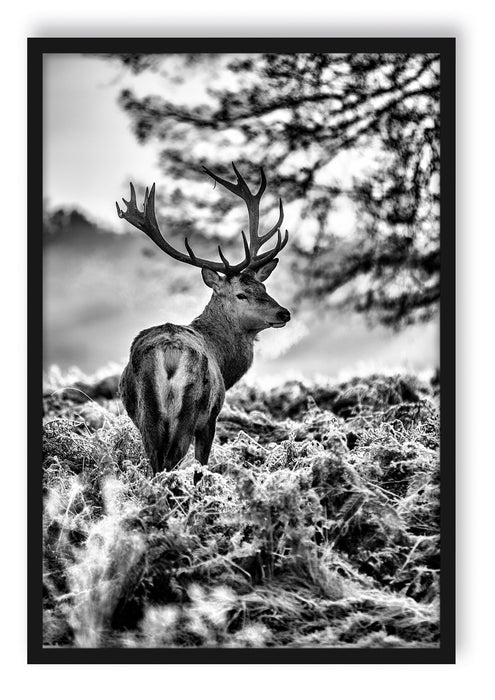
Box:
[269,308,291,328]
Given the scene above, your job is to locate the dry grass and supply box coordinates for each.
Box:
[42,367,440,648]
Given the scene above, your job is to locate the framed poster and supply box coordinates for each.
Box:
[28,37,455,663]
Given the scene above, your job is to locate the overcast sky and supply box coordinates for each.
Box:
[44,54,164,228]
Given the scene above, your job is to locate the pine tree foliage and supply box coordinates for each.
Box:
[110,52,440,327]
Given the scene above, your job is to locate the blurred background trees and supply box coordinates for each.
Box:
[109,52,440,328]
[43,53,440,375]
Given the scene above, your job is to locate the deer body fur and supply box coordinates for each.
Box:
[120,323,225,474]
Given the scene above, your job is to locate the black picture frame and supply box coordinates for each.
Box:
[28,36,455,664]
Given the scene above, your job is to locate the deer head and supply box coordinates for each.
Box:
[116,163,291,332]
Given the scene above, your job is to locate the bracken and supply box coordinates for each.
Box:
[42,367,440,648]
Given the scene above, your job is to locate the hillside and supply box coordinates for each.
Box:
[42,368,440,648]
[42,212,439,378]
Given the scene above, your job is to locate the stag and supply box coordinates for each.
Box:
[116,164,290,480]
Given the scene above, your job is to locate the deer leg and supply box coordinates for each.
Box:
[163,443,190,471]
[144,417,190,475]
[163,422,194,471]
[194,422,216,464]
[142,420,169,475]
[194,416,218,485]
[148,444,166,476]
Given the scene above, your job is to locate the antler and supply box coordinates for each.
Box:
[116,182,250,274]
[202,163,289,272]
[116,164,289,276]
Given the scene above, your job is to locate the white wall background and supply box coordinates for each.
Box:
[1,0,492,697]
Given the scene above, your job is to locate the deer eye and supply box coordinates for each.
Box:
[236,293,248,300]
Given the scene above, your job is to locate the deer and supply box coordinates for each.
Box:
[116,163,290,482]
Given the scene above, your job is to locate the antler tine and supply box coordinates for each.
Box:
[184,238,199,264]
[217,245,231,273]
[254,166,267,201]
[252,228,290,269]
[142,183,161,236]
[202,165,241,197]
[129,181,137,206]
[231,162,256,200]
[256,198,284,249]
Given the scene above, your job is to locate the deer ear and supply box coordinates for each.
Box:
[201,267,224,291]
[254,259,279,282]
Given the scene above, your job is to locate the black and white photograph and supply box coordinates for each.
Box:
[30,38,455,662]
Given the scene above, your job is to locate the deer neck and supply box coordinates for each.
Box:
[190,298,255,390]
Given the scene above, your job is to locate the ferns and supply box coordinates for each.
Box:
[42,368,440,648]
